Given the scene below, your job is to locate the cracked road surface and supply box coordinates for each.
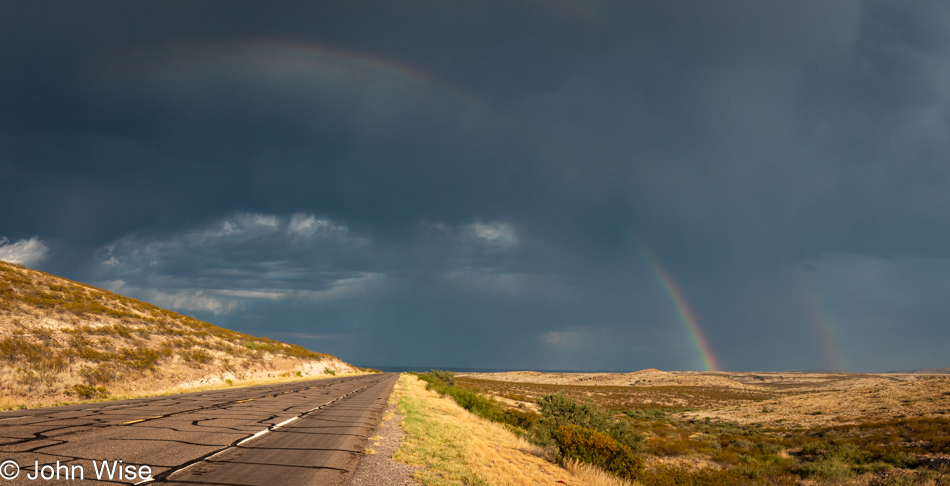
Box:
[0,373,398,485]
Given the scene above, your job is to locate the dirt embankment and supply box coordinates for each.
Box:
[0,260,357,408]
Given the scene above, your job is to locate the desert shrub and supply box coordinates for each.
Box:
[530,392,612,447]
[758,441,785,455]
[636,464,765,486]
[73,384,109,399]
[552,424,644,480]
[35,355,68,388]
[16,368,38,386]
[427,369,455,386]
[416,371,449,391]
[799,440,826,455]
[882,450,919,469]
[799,455,854,481]
[0,336,45,363]
[120,347,165,371]
[323,367,336,376]
[626,408,670,420]
[244,341,279,353]
[855,461,894,475]
[79,364,118,385]
[274,342,331,360]
[73,345,110,362]
[611,418,646,452]
[650,435,696,456]
[32,326,54,341]
[504,407,539,429]
[448,387,508,421]
[529,392,645,452]
[829,443,873,465]
[639,465,700,486]
[181,348,213,364]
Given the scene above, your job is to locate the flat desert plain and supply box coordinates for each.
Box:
[457,369,950,427]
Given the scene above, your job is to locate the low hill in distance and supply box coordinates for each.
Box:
[891,367,950,374]
[0,261,359,409]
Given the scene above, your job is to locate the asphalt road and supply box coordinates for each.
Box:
[0,373,399,485]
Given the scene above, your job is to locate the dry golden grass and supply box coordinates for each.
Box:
[0,260,358,409]
[683,375,950,427]
[393,374,636,486]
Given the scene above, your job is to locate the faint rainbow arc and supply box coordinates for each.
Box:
[802,287,848,372]
[638,244,721,372]
[100,39,490,114]
[243,40,488,110]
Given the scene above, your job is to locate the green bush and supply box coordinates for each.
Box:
[529,393,644,452]
[430,369,456,386]
[182,348,213,364]
[73,384,109,399]
[829,443,873,465]
[798,455,854,481]
[323,367,335,376]
[882,450,918,469]
[120,347,164,371]
[78,364,117,385]
[552,424,644,480]
[625,408,670,420]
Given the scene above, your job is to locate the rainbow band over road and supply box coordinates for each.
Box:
[638,244,721,372]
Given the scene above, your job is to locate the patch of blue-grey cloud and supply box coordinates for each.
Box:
[3,1,950,371]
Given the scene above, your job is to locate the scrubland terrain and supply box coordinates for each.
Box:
[445,369,950,485]
[394,373,634,486]
[459,369,950,427]
[0,261,357,409]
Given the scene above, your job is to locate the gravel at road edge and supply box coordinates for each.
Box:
[348,395,422,486]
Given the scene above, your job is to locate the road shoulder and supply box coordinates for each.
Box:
[349,378,422,486]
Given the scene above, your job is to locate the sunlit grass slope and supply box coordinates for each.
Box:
[0,261,355,409]
[393,373,635,486]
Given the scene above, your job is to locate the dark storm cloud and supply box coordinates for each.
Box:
[3,1,950,371]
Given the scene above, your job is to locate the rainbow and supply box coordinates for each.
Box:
[802,287,848,372]
[247,40,485,107]
[101,40,489,113]
[638,243,721,372]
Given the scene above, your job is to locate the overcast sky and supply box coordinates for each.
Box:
[2,1,949,372]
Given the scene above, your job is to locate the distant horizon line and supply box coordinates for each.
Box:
[360,364,950,375]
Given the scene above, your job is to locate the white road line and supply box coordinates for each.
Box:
[273,416,299,428]
[236,429,270,446]
[161,378,379,481]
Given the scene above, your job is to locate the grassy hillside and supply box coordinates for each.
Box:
[0,260,356,408]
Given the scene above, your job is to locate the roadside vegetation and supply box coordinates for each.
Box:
[0,261,355,409]
[413,371,950,485]
[394,373,634,486]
